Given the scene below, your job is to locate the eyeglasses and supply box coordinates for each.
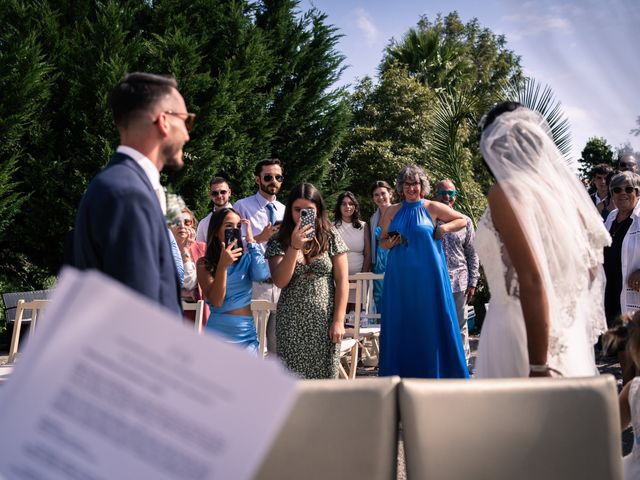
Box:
[262,174,284,182]
[155,111,196,131]
[437,189,458,197]
[403,181,420,187]
[171,218,194,227]
[612,186,636,194]
[211,190,228,197]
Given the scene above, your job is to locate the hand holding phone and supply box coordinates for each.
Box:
[299,208,316,239]
[224,227,244,252]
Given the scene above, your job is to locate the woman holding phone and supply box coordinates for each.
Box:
[266,183,349,379]
[378,164,468,379]
[196,207,270,352]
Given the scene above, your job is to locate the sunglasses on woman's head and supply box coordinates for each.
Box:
[171,218,193,227]
[262,174,284,182]
[612,186,636,194]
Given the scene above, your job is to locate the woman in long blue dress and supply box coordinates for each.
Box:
[369,180,394,311]
[378,165,469,378]
[196,208,270,353]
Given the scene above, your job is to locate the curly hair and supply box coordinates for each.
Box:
[396,164,430,199]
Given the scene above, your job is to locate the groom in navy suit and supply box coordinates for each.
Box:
[73,72,194,316]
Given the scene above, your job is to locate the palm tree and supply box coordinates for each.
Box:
[382,28,472,92]
[500,78,572,159]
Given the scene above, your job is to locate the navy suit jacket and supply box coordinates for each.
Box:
[73,152,182,316]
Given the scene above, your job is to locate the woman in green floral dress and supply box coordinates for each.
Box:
[266,183,349,379]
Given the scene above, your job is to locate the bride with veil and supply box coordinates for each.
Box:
[474,102,611,378]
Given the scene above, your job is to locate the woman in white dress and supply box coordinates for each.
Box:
[474,102,611,378]
[333,191,371,308]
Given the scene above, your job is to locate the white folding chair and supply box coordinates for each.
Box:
[182,300,205,334]
[345,273,384,367]
[251,300,276,359]
[339,280,362,379]
[7,299,49,364]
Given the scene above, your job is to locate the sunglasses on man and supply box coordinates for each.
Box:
[437,189,458,197]
[262,174,284,182]
[154,111,196,131]
[612,186,636,194]
[211,190,229,197]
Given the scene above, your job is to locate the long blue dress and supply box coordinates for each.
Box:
[379,200,468,378]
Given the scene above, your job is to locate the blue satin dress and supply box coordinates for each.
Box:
[379,201,468,378]
[205,244,269,354]
[372,225,388,311]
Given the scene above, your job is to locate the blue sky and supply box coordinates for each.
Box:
[301,0,640,161]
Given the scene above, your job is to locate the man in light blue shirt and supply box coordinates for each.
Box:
[233,159,285,354]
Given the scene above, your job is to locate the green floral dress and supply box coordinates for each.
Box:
[265,228,348,379]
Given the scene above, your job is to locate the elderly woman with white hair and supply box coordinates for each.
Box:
[604,171,640,325]
[474,102,611,379]
[378,164,469,378]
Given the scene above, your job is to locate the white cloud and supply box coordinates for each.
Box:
[503,14,572,41]
[354,7,378,46]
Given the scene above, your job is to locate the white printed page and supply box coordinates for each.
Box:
[0,268,296,480]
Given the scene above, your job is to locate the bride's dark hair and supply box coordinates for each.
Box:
[479,101,525,180]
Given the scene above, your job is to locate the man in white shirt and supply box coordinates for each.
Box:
[233,159,285,354]
[196,176,233,242]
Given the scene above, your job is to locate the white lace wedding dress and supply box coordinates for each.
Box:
[474,209,600,378]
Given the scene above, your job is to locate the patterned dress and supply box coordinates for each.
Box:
[265,228,348,379]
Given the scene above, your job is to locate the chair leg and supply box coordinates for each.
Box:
[348,343,359,379]
[7,302,25,364]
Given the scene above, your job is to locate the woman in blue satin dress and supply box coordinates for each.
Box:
[378,165,469,378]
[196,208,269,353]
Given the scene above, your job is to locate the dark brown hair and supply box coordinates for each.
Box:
[278,183,332,257]
[203,207,240,274]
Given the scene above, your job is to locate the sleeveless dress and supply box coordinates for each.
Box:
[625,377,640,480]
[205,243,270,354]
[265,228,349,379]
[379,200,468,378]
[372,226,388,311]
[335,221,365,303]
[474,209,599,377]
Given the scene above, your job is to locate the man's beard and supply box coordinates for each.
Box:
[260,181,279,196]
[162,142,184,171]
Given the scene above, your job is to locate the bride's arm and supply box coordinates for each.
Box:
[488,184,550,377]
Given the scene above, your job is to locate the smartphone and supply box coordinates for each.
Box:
[299,208,316,238]
[224,227,243,251]
[387,230,407,246]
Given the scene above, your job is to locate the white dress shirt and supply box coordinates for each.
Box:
[233,193,284,254]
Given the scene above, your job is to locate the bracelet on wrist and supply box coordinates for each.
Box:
[529,364,550,372]
[529,364,563,376]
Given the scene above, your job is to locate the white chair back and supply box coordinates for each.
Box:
[182,300,205,333]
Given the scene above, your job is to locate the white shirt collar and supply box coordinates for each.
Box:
[116,145,161,191]
[254,191,278,209]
